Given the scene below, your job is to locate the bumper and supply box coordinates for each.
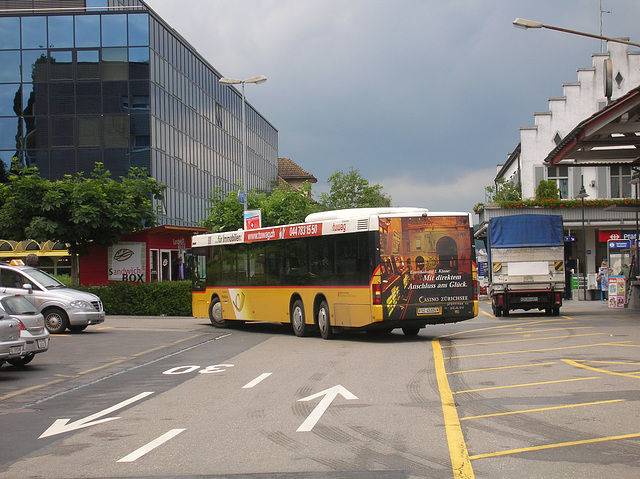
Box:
[22,331,50,355]
[68,310,105,327]
[0,339,26,360]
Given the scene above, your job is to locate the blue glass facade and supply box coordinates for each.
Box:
[0,0,279,226]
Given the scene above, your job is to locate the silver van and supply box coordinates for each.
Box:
[0,264,105,334]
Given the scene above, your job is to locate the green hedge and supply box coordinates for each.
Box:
[57,277,193,316]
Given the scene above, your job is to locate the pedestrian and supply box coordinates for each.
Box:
[25,253,39,267]
[172,257,190,280]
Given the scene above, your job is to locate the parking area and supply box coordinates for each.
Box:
[438,300,640,478]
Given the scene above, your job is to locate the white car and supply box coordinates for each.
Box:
[0,263,105,334]
[0,294,49,366]
[0,312,25,367]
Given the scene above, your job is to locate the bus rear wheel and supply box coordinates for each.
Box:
[317,300,333,340]
[209,297,227,328]
[402,327,420,336]
[291,299,309,337]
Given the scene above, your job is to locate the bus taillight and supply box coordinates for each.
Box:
[372,283,382,305]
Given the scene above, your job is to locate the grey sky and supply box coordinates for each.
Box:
[145,0,640,217]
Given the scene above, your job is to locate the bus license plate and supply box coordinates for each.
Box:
[521,297,538,302]
[417,307,441,315]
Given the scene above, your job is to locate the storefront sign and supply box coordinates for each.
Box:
[108,243,144,282]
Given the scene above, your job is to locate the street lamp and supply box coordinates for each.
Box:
[630,168,640,277]
[513,18,640,49]
[576,184,589,300]
[218,75,267,213]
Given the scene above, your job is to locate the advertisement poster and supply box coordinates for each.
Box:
[608,276,626,308]
[244,210,262,230]
[108,243,143,282]
[378,216,474,320]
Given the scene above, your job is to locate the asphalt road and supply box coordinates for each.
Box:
[0,299,638,478]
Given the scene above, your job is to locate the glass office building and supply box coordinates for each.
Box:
[0,0,279,226]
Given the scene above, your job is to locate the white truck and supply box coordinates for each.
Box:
[488,214,565,317]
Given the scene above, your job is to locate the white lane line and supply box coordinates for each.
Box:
[242,372,273,389]
[117,429,186,463]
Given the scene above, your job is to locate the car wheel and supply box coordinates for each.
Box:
[8,353,35,366]
[44,307,69,334]
[291,299,309,337]
[317,300,333,340]
[209,297,227,328]
[68,324,88,332]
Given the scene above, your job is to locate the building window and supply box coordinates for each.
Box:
[547,166,569,199]
[610,166,632,198]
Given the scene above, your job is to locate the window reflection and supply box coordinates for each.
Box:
[128,14,149,47]
[22,50,48,83]
[50,51,73,81]
[0,17,20,50]
[0,117,18,150]
[102,47,128,81]
[0,51,21,82]
[102,14,127,47]
[77,116,101,146]
[75,15,100,47]
[48,17,74,48]
[21,17,47,49]
[77,50,100,79]
[76,82,101,114]
[0,84,19,116]
[129,47,149,80]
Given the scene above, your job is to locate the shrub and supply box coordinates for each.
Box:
[79,280,192,316]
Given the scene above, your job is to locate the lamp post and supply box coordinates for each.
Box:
[513,18,640,48]
[218,75,267,213]
[576,184,589,300]
[630,168,640,277]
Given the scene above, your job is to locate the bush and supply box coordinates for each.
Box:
[79,281,192,316]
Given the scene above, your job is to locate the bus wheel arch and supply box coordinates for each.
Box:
[290,296,309,337]
[315,296,333,340]
[209,295,227,328]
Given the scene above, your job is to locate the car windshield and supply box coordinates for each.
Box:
[24,268,66,289]
[0,295,38,314]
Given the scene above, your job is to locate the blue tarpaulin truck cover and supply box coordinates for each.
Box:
[488,215,564,248]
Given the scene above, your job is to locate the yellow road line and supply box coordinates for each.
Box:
[469,432,640,460]
[441,332,604,348]
[562,359,640,378]
[461,399,625,420]
[449,362,557,375]
[432,339,474,478]
[460,326,592,339]
[443,318,576,338]
[445,341,631,359]
[453,376,599,395]
[0,378,68,401]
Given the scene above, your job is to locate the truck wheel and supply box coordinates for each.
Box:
[44,307,69,334]
[552,307,560,316]
[502,308,509,317]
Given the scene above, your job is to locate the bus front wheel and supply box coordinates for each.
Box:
[209,297,227,328]
[317,300,333,340]
[291,299,309,337]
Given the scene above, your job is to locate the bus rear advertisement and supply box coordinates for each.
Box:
[190,207,478,339]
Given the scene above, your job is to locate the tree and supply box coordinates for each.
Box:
[535,179,560,200]
[485,178,521,203]
[201,182,319,232]
[319,167,391,210]
[0,161,164,285]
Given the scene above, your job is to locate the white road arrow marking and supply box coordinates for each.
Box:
[296,385,358,432]
[39,391,154,439]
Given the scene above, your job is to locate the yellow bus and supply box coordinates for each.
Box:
[190,207,478,339]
